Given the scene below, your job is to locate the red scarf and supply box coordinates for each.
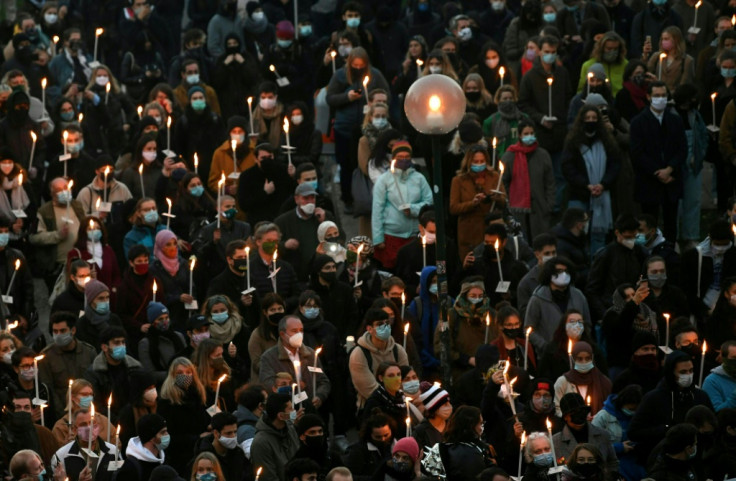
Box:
[623,80,648,111]
[506,142,537,210]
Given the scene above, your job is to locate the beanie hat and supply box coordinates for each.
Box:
[227,115,248,132]
[276,21,295,39]
[584,93,607,106]
[296,413,324,435]
[391,140,413,157]
[631,331,658,352]
[147,302,168,323]
[137,413,167,444]
[528,378,553,396]
[419,382,450,411]
[317,221,338,243]
[393,437,420,462]
[85,280,109,304]
[457,120,483,144]
[246,2,261,18]
[587,62,606,81]
[187,85,205,99]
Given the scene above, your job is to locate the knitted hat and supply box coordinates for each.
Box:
[419,382,450,411]
[457,120,483,144]
[137,413,167,444]
[631,331,658,352]
[584,93,607,107]
[187,85,205,99]
[393,437,420,462]
[587,63,606,81]
[227,115,248,132]
[246,2,261,18]
[528,378,553,396]
[85,280,109,304]
[296,413,324,436]
[147,302,168,323]
[94,154,114,171]
[276,20,295,39]
[391,140,413,157]
[559,392,588,416]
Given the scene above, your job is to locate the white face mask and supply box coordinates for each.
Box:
[677,373,693,388]
[621,238,636,250]
[2,349,14,365]
[95,76,109,87]
[650,96,668,110]
[260,97,276,110]
[424,232,436,244]
[429,66,442,74]
[289,332,303,348]
[291,115,304,125]
[301,202,316,215]
[218,435,238,449]
[486,57,500,69]
[252,11,265,21]
[541,255,554,264]
[143,388,158,402]
[551,271,571,288]
[142,151,157,163]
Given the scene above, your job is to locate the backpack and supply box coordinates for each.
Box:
[351,343,399,373]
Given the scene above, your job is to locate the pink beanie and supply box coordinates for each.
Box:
[393,437,420,462]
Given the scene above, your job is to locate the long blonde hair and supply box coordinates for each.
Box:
[84,65,122,94]
[189,453,225,481]
[462,73,493,107]
[160,357,206,405]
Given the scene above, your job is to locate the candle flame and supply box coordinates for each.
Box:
[404,323,410,334]
[503,359,509,375]
[521,431,526,445]
[330,50,336,58]
[190,257,196,270]
[526,326,532,336]
[166,197,171,209]
[41,78,47,88]
[106,82,111,93]
[231,139,238,152]
[69,379,73,387]
[712,92,718,101]
[269,64,276,72]
[247,96,253,106]
[90,217,95,229]
[732,14,736,25]
[586,395,591,405]
[696,0,702,7]
[363,76,370,87]
[256,468,263,476]
[138,164,144,175]
[546,418,552,430]
[116,424,121,435]
[587,72,593,79]
[568,339,573,355]
[194,153,198,167]
[510,376,517,386]
[167,116,172,128]
[417,59,423,67]
[660,52,667,60]
[108,393,112,407]
[152,280,157,292]
[218,374,227,383]
[14,259,20,270]
[219,172,226,187]
[702,340,707,354]
[422,234,426,247]
[357,243,364,255]
[547,77,553,86]
[34,354,44,361]
[95,28,104,36]
[104,166,110,176]
[53,35,59,43]
[7,320,18,330]
[486,312,490,326]
[401,292,406,304]
[494,238,499,250]
[30,131,37,142]
[499,161,504,174]
[17,173,22,186]
[492,137,497,148]
[137,106,143,117]
[499,66,505,77]
[63,130,68,141]
[406,417,410,426]
[283,116,289,133]
[434,381,441,387]
[67,180,73,190]
[90,403,95,417]
[663,313,671,321]
[78,113,83,123]
[315,347,322,356]
[273,250,278,262]
[429,95,441,112]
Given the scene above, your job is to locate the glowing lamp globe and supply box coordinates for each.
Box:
[404,74,466,135]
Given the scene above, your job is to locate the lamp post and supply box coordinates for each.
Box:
[404,75,465,388]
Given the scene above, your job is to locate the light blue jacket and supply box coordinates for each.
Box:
[702,365,736,411]
[371,167,433,245]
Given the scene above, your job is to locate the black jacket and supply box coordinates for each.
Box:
[586,241,648,320]
[193,434,252,481]
[681,244,736,319]
[237,161,295,227]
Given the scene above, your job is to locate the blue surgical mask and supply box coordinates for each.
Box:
[635,232,647,245]
[289,409,298,421]
[372,117,388,129]
[191,99,206,111]
[157,433,171,450]
[211,312,229,324]
[277,39,293,48]
[543,12,557,22]
[57,190,72,204]
[542,53,557,64]
[402,380,421,394]
[144,210,159,224]
[38,469,46,480]
[722,67,736,78]
[418,2,429,11]
[533,453,555,467]
[565,3,579,11]
[111,345,126,360]
[468,297,483,305]
[186,74,200,85]
[470,163,486,173]
[190,185,204,197]
[60,111,74,121]
[346,17,361,28]
[0,233,9,247]
[88,229,102,242]
[306,180,319,191]
[196,474,217,481]
[299,25,313,36]
[223,208,237,219]
[79,395,94,408]
[68,141,84,154]
[304,307,320,319]
[94,301,110,314]
[574,361,594,373]
[652,0,667,5]
[521,135,537,145]
[429,283,438,294]
[375,323,392,340]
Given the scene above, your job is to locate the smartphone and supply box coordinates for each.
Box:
[645,35,652,44]
[638,275,649,288]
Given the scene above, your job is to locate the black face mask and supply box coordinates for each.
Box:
[324,236,340,243]
[304,434,324,450]
[498,100,516,115]
[583,121,598,134]
[69,39,83,53]
[320,271,337,283]
[15,45,35,63]
[225,45,240,55]
[573,463,600,479]
[503,327,523,339]
[233,258,248,273]
[9,104,30,127]
[268,312,285,326]
[390,296,402,308]
[465,91,481,102]
[484,245,496,259]
[570,410,588,425]
[680,344,699,358]
[351,67,365,79]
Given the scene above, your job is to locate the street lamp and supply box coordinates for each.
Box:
[404,75,466,387]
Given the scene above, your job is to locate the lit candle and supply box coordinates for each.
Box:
[586,395,591,406]
[518,431,526,480]
[313,347,322,399]
[491,137,497,169]
[78,113,83,124]
[217,173,225,228]
[105,82,111,104]
[39,403,45,427]
[401,292,406,320]
[405,416,411,437]
[587,72,593,96]
[106,393,112,442]
[403,322,409,350]
[693,0,702,28]
[213,373,227,412]
[293,359,302,402]
[103,166,110,204]
[421,234,427,268]
[189,256,196,297]
[664,313,670,350]
[363,75,370,103]
[256,467,263,481]
[493,239,504,282]
[269,64,281,79]
[52,35,59,56]
[354,243,363,287]
[247,97,255,135]
[64,180,73,222]
[194,153,198,174]
[41,78,47,112]
[524,327,532,371]
[6,259,20,296]
[499,66,505,86]
[245,246,252,290]
[272,249,278,292]
[165,197,173,229]
[137,106,143,119]
[547,77,554,117]
[699,340,707,387]
[331,51,337,73]
[405,395,411,424]
[231,139,238,175]
[485,312,491,344]
[416,59,423,77]
[89,403,95,453]
[93,28,103,63]
[33,355,44,405]
[166,116,172,152]
[711,92,717,126]
[658,53,667,80]
[138,164,145,198]
[547,418,558,467]
[152,279,157,302]
[567,339,573,370]
[62,130,68,178]
[29,131,36,170]
[490,161,505,215]
[283,117,292,166]
[67,379,73,426]
[508,376,518,416]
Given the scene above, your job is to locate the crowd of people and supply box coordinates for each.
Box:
[2,0,736,481]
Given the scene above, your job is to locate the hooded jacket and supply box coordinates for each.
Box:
[117,437,164,481]
[51,438,118,481]
[701,365,736,411]
[408,266,442,370]
[592,394,646,481]
[525,284,592,353]
[349,331,409,404]
[250,415,299,481]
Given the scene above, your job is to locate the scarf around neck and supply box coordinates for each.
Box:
[506,142,537,211]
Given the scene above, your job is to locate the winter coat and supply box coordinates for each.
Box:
[371,167,433,244]
[326,66,390,136]
[157,390,210,473]
[250,416,300,481]
[586,241,648,320]
[349,331,409,404]
[83,352,142,419]
[525,285,592,353]
[593,394,647,481]
[39,338,97,418]
[552,423,619,473]
[702,365,736,411]
[259,339,331,403]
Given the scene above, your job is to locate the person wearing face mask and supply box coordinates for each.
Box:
[371,436,421,481]
[492,304,538,374]
[177,314,212,360]
[261,21,314,107]
[563,444,607,481]
[259,315,330,410]
[615,60,651,122]
[474,43,517,97]
[138,302,185,384]
[120,134,164,201]
[45,126,96,193]
[702,407,736,480]
[517,234,557,317]
[0,149,32,239]
[362,362,410,438]
[646,423,699,481]
[439,405,497,480]
[500,120,555,240]
[85,326,143,422]
[50,258,90,316]
[520,432,557,481]
[462,74,496,121]
[290,415,335,478]
[591,385,644,481]
[201,295,251,381]
[478,0,515,47]
[682,219,736,318]
[250,392,300,481]
[357,102,393,186]
[526,258,591,354]
[76,279,125,349]
[279,103,323,169]
[247,292,286,382]
[578,33,628,97]
[250,81,287,147]
[122,197,167,265]
[586,214,649,321]
[629,350,714,461]
[191,413,249,481]
[412,382,452,451]
[483,85,529,157]
[80,66,131,158]
[518,379,565,437]
[0,214,33,319]
[117,414,168,481]
[10,347,55,428]
[551,394,618,475]
[554,343,611,417]
[211,33,260,121]
[242,4,276,60]
[612,332,662,395]
[315,220,347,265]
[150,229,195,329]
[169,172,217,239]
[51,407,119,481]
[173,59,221,116]
[308,253,359,333]
[77,155,133,229]
[405,266,443,378]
